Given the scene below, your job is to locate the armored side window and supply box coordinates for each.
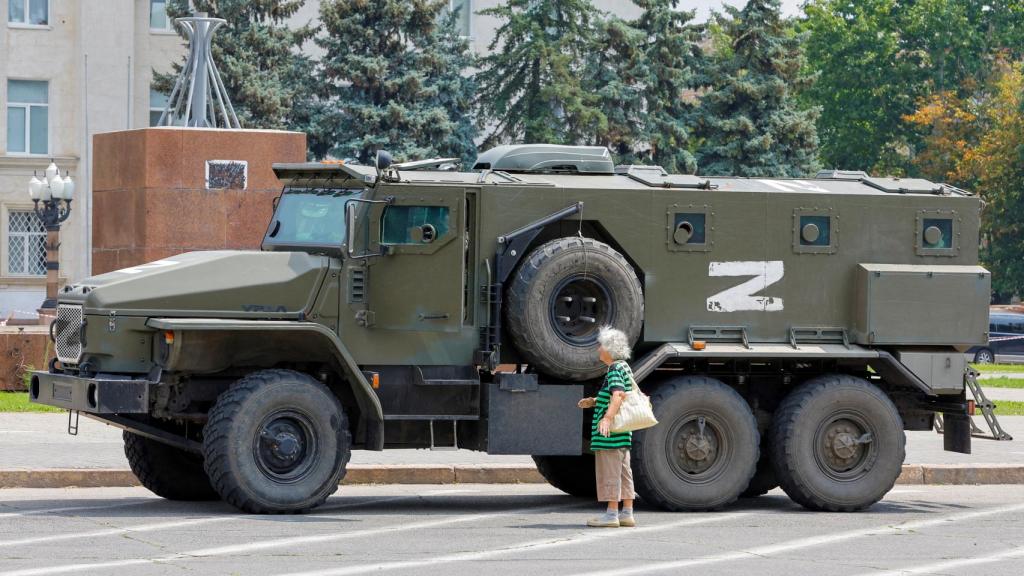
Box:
[666,206,712,252]
[381,206,450,245]
[793,208,837,254]
[916,210,959,256]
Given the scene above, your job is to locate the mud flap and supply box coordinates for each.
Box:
[942,412,972,454]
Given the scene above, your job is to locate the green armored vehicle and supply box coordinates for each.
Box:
[32,144,989,513]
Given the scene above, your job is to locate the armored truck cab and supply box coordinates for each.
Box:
[32,145,988,514]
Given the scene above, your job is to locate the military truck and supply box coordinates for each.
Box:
[31,144,989,514]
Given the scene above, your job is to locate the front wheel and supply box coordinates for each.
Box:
[532,454,597,498]
[124,431,218,501]
[632,376,759,511]
[770,374,905,512]
[203,369,352,514]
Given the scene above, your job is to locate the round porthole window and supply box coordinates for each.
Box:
[801,223,820,244]
[674,221,694,245]
[923,225,943,247]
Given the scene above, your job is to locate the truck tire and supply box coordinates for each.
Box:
[974,348,994,364]
[632,376,759,511]
[123,431,218,501]
[202,369,351,514]
[532,454,597,498]
[507,237,643,381]
[770,374,905,512]
[741,452,778,498]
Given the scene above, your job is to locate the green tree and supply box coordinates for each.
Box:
[314,0,477,164]
[801,0,1024,174]
[590,1,704,173]
[156,1,317,132]
[696,0,820,177]
[476,0,605,147]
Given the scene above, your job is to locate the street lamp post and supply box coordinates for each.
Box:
[28,160,74,323]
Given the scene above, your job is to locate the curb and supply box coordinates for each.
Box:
[1,464,1022,490]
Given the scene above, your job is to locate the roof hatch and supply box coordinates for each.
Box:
[616,165,712,189]
[472,144,615,174]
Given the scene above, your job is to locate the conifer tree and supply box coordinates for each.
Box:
[476,0,605,147]
[696,0,820,177]
[314,0,477,164]
[157,1,316,132]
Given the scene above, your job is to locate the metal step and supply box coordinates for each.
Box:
[934,369,1013,441]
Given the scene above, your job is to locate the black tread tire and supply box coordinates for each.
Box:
[770,374,905,512]
[203,369,351,514]
[532,455,597,498]
[123,431,219,501]
[632,376,759,511]
[741,451,778,498]
[974,348,995,364]
[506,237,643,381]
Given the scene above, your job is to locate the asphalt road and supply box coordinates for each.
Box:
[0,484,1022,576]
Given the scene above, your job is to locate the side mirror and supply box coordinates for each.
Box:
[375,150,393,171]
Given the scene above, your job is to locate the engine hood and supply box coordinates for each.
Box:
[65,251,329,318]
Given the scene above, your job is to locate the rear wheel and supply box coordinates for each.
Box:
[771,374,905,512]
[203,369,351,514]
[123,431,218,501]
[633,376,759,511]
[741,450,778,498]
[532,454,597,498]
[506,237,643,381]
[974,348,995,364]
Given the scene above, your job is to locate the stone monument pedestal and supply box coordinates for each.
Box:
[91,128,306,274]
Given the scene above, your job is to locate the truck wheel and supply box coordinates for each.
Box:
[741,452,778,498]
[770,374,905,512]
[632,376,759,511]
[532,454,597,498]
[123,431,218,501]
[203,369,351,514]
[507,237,643,381]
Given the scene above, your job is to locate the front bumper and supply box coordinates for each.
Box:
[29,370,150,414]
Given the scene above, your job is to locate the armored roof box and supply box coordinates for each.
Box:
[473,144,615,174]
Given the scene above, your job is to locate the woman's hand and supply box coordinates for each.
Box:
[598,417,612,437]
[577,397,596,409]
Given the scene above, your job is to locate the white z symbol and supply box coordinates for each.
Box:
[707,261,784,312]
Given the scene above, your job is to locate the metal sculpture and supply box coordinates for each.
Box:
[157,12,240,129]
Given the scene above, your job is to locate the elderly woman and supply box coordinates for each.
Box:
[577,326,637,528]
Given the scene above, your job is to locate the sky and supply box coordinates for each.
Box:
[678,0,804,21]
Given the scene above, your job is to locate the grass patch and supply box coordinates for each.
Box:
[971,363,1024,373]
[979,377,1024,389]
[0,392,63,413]
[989,400,1024,416]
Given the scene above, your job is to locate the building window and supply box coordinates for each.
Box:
[6,80,48,155]
[6,210,46,277]
[8,0,48,26]
[382,206,450,245]
[150,88,169,126]
[446,0,472,37]
[150,0,171,31]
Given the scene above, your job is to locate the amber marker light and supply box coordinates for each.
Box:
[968,399,976,416]
[164,331,175,345]
[372,373,380,389]
[692,340,706,351]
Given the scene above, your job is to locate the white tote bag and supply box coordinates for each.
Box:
[610,383,658,433]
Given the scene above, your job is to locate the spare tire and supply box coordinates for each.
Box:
[507,237,643,381]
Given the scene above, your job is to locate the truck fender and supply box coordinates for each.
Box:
[147,318,384,450]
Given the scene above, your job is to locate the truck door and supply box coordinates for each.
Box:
[366,188,470,341]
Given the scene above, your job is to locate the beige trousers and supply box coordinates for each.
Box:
[595,448,635,502]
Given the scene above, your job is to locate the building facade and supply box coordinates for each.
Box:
[0,0,639,321]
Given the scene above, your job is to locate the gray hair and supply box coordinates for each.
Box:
[597,326,632,361]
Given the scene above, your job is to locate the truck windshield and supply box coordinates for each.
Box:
[263,187,362,251]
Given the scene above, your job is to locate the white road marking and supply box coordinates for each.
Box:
[0,501,585,576]
[887,489,924,494]
[276,512,753,576]
[572,501,1024,576]
[0,516,235,548]
[851,545,1024,575]
[0,499,155,519]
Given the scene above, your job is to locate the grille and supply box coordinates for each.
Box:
[54,304,84,365]
[348,268,366,303]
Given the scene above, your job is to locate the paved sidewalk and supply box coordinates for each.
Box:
[981,387,1024,402]
[0,413,1020,471]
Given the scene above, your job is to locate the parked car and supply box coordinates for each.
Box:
[969,311,1024,363]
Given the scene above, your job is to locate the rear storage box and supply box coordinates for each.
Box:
[853,264,990,346]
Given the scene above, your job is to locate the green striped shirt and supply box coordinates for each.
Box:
[591,361,634,450]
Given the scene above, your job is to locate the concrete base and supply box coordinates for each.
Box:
[91,127,306,274]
